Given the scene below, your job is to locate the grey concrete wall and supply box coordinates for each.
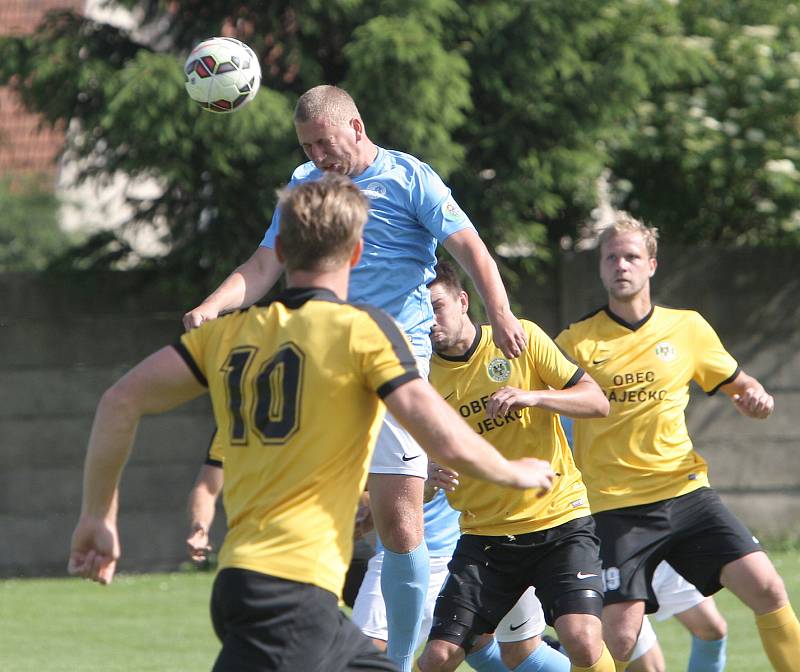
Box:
[1,247,798,577]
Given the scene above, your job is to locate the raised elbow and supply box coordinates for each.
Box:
[594,395,610,417]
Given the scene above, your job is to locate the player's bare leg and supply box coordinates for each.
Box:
[555,612,608,668]
[369,473,425,552]
[369,472,428,672]
[602,601,647,664]
[675,597,727,640]
[720,551,800,672]
[626,644,665,672]
[416,639,464,672]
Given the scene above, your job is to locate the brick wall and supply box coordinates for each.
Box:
[0,0,83,179]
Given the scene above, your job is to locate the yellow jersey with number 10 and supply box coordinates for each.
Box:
[556,305,739,513]
[429,321,591,536]
[176,287,419,597]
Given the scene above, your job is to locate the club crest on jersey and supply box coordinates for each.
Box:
[443,198,464,220]
[654,341,677,362]
[362,182,386,198]
[487,357,511,382]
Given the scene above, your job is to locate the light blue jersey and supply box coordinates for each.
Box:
[261,147,475,357]
[376,488,460,558]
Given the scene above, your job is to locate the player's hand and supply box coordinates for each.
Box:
[182,305,219,331]
[353,492,374,540]
[427,463,459,492]
[508,458,555,495]
[68,515,120,585]
[186,524,213,562]
[489,312,527,359]
[486,386,538,420]
[732,387,774,419]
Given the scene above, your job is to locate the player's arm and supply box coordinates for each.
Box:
[719,370,774,419]
[186,463,223,561]
[183,246,283,330]
[68,347,207,585]
[443,228,527,358]
[384,378,554,492]
[486,372,610,421]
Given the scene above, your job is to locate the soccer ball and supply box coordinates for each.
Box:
[184,37,261,113]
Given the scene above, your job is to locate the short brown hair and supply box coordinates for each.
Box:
[598,212,659,258]
[277,173,369,272]
[429,260,464,295]
[294,85,360,127]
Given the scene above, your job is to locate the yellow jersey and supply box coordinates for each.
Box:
[176,287,419,596]
[555,305,739,513]
[429,321,591,536]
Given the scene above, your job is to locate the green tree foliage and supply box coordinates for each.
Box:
[610,0,800,246]
[0,177,76,271]
[0,0,797,295]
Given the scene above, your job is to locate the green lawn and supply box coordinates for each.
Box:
[2,551,797,671]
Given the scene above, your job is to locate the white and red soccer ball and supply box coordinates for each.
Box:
[184,37,261,113]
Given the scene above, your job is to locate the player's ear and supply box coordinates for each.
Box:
[459,290,469,314]
[275,235,285,263]
[351,117,363,141]
[349,238,364,268]
[649,257,657,277]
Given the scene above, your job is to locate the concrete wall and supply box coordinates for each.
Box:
[1,247,798,577]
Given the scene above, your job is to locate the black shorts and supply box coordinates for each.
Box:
[429,516,604,649]
[210,568,398,672]
[593,487,762,613]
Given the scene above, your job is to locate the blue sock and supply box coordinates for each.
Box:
[465,638,508,672]
[513,640,571,672]
[687,635,726,672]
[381,542,429,672]
[465,638,571,672]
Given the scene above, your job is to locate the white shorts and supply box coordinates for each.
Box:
[494,587,546,643]
[351,553,546,647]
[629,561,707,660]
[651,561,706,621]
[351,551,450,648]
[368,357,429,479]
[629,615,657,661]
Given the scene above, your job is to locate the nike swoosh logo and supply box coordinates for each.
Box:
[592,358,609,365]
[577,572,598,579]
[509,619,530,631]
[401,454,419,461]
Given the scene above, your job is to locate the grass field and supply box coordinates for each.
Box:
[2,551,797,671]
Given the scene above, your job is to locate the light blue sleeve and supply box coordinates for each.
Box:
[411,161,476,243]
[260,166,318,249]
[260,205,281,249]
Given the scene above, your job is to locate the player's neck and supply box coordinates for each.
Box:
[608,291,652,324]
[440,320,477,357]
[352,140,378,177]
[286,268,350,301]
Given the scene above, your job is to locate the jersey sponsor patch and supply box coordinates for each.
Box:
[442,197,465,221]
[654,341,677,362]
[487,357,511,382]
[362,182,386,199]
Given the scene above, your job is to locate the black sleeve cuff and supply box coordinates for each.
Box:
[172,341,208,387]
[377,371,421,399]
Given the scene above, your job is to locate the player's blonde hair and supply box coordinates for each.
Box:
[278,173,368,272]
[598,212,659,259]
[294,85,361,127]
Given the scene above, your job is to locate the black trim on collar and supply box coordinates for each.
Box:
[436,323,485,362]
[274,286,343,309]
[604,304,655,332]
